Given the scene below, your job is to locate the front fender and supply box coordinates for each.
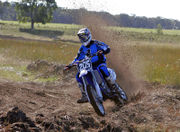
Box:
[79,70,88,78]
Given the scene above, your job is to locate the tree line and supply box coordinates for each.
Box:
[1,1,180,30]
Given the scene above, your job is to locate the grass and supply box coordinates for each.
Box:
[0,39,80,82]
[0,20,180,85]
[111,26,180,35]
[1,20,180,43]
[108,26,180,43]
[136,42,180,86]
[1,20,180,36]
[0,39,179,85]
[0,39,80,64]
[0,64,30,81]
[0,20,81,42]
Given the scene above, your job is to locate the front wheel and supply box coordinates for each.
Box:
[86,85,105,116]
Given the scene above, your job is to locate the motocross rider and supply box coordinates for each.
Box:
[65,28,126,103]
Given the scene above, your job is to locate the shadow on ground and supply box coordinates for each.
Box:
[19,28,64,39]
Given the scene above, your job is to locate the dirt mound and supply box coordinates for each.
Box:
[27,60,65,75]
[33,113,136,131]
[0,106,136,131]
[27,60,76,79]
[27,60,51,71]
[0,107,41,132]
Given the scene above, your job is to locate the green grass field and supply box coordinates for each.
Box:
[0,20,180,85]
[0,38,80,82]
[0,20,81,42]
[136,42,180,85]
[0,39,79,64]
[1,20,180,43]
[111,26,180,35]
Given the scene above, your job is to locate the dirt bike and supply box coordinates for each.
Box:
[65,51,128,116]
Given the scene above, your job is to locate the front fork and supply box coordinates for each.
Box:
[82,73,103,102]
[82,77,90,102]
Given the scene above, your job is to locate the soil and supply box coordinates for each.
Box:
[0,71,180,131]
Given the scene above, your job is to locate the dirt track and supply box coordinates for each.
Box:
[0,75,180,131]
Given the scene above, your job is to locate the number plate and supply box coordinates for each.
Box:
[78,60,91,71]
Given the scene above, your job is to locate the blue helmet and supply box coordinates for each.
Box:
[77,28,92,46]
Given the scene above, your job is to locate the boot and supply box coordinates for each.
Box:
[77,83,88,103]
[77,95,88,103]
[106,77,127,101]
[112,83,127,101]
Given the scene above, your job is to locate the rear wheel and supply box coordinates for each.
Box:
[86,85,105,116]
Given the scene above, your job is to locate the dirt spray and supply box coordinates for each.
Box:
[79,13,144,100]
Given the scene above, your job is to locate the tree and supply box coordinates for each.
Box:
[15,0,57,30]
[0,1,3,19]
[156,23,163,35]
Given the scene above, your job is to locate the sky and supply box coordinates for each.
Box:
[2,0,180,21]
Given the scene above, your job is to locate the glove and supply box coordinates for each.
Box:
[97,50,103,56]
[64,64,72,71]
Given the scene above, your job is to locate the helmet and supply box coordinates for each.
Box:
[77,28,92,46]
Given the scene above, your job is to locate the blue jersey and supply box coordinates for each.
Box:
[72,40,110,66]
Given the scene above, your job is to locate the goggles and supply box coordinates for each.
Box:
[78,33,89,42]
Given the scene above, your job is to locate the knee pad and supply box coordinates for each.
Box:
[106,68,116,84]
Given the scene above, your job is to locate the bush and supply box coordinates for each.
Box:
[157,24,163,35]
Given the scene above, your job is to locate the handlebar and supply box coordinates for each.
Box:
[64,50,103,71]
